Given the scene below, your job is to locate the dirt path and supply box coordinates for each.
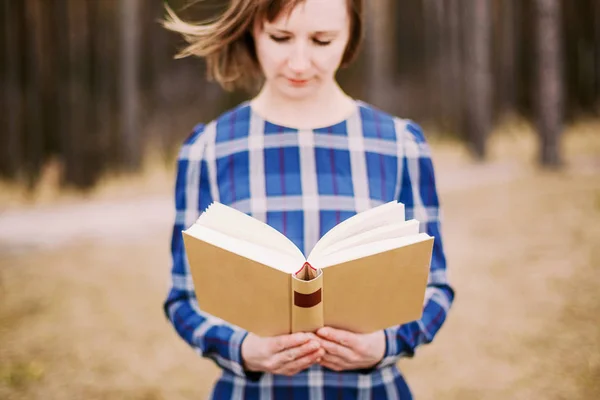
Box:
[0,160,523,253]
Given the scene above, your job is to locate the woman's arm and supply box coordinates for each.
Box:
[376,121,455,368]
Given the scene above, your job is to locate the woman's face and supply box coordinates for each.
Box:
[253,0,350,100]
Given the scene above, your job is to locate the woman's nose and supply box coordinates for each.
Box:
[287,43,310,73]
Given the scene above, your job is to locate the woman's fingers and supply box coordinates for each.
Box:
[270,339,321,371]
[318,357,346,372]
[320,352,348,367]
[318,336,357,362]
[275,347,325,376]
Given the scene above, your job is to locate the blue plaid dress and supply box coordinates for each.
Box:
[164,100,455,399]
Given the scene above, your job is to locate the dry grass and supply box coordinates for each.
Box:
[0,238,218,400]
[0,123,599,399]
[0,151,174,212]
[401,172,600,399]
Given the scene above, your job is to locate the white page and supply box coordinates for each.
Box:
[314,219,420,259]
[196,202,304,260]
[309,201,405,260]
[184,224,303,274]
[309,232,431,269]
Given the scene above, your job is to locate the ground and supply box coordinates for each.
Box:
[0,121,599,399]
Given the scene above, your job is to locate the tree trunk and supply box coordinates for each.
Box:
[87,0,107,182]
[463,0,492,159]
[54,0,70,186]
[94,2,118,171]
[149,0,175,160]
[40,0,61,162]
[120,0,142,170]
[535,0,563,167]
[423,0,444,125]
[23,0,45,187]
[595,0,600,112]
[498,0,518,116]
[365,0,395,110]
[0,3,6,176]
[446,0,463,133]
[65,0,89,187]
[2,0,25,179]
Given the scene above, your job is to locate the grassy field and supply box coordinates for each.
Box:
[1,123,599,399]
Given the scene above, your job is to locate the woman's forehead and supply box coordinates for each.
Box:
[263,0,349,31]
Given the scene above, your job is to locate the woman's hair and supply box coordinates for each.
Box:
[163,0,364,91]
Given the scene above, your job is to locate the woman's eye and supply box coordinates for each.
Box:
[313,39,332,46]
[269,35,290,43]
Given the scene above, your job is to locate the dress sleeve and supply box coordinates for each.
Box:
[163,123,262,381]
[376,120,455,368]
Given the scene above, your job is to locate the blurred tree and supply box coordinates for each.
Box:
[1,0,24,180]
[93,1,119,172]
[444,0,464,133]
[147,0,175,158]
[497,0,518,117]
[41,0,63,174]
[365,0,395,110]
[2,0,599,190]
[65,0,94,187]
[23,0,46,188]
[515,1,535,119]
[120,0,142,170]
[595,0,600,111]
[389,0,427,120]
[423,0,443,124]
[55,0,71,185]
[535,0,563,167]
[463,0,492,159]
[563,0,597,119]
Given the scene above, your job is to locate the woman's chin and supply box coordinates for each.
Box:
[277,83,319,101]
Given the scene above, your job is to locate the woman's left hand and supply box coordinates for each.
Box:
[314,327,385,371]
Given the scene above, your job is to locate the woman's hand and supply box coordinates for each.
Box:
[315,327,385,371]
[241,332,325,376]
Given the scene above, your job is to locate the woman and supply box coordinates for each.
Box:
[163,0,454,398]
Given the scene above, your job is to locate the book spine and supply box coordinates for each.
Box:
[291,263,324,333]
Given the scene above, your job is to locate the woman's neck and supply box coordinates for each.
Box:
[250,81,357,129]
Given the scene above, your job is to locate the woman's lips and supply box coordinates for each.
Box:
[287,78,310,86]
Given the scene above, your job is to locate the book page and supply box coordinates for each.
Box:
[313,219,420,259]
[309,201,405,260]
[309,232,431,269]
[185,224,303,274]
[196,202,304,260]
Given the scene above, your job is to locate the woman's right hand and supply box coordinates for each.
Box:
[241,332,325,376]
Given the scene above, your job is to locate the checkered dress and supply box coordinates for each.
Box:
[164,100,455,399]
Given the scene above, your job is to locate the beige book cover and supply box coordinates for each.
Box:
[182,201,433,337]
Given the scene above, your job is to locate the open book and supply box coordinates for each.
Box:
[182,201,434,337]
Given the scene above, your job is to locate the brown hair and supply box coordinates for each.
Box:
[163,0,364,91]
